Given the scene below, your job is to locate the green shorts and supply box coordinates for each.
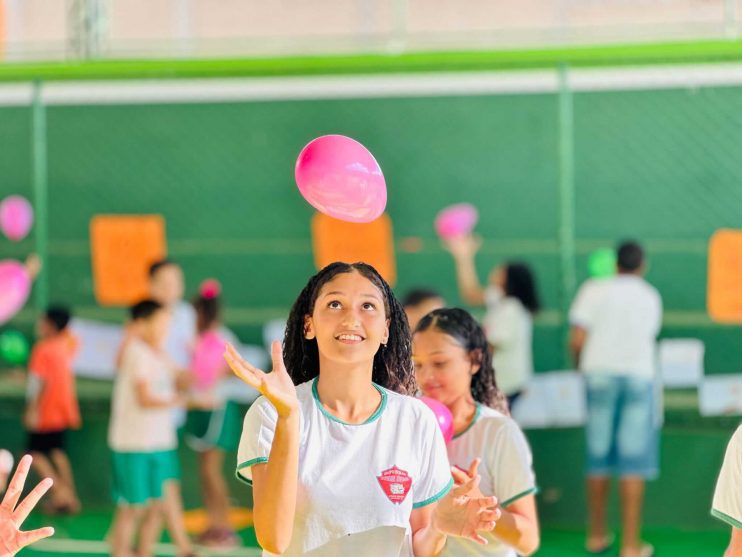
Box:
[110,449,180,506]
[184,400,241,452]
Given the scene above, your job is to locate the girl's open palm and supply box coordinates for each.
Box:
[0,455,54,556]
[224,341,298,417]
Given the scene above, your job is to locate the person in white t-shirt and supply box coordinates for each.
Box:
[141,260,197,549]
[148,259,197,370]
[413,307,540,557]
[228,262,502,557]
[569,241,662,557]
[444,236,540,409]
[108,300,194,557]
[712,426,742,557]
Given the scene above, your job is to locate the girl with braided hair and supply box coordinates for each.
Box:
[226,262,501,556]
[413,308,540,557]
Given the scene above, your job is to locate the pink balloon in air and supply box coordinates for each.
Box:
[0,260,31,325]
[0,196,33,242]
[295,135,387,223]
[419,396,455,444]
[435,203,479,240]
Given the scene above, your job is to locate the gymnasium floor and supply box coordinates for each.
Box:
[19,510,731,556]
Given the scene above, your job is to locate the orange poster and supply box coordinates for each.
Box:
[708,229,742,323]
[90,215,167,306]
[311,213,396,286]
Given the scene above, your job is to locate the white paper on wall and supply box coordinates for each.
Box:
[658,338,704,388]
[511,371,587,428]
[699,375,742,417]
[69,318,124,379]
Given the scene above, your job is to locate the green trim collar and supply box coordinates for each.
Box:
[311,377,387,425]
[453,404,482,440]
[413,477,454,509]
[711,508,742,530]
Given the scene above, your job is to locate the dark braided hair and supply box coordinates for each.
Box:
[283,262,416,395]
[415,308,508,414]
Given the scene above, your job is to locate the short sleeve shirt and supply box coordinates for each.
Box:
[28,335,81,432]
[442,404,537,557]
[236,379,453,556]
[712,426,742,529]
[108,339,177,452]
[569,276,662,378]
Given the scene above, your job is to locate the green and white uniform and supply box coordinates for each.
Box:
[108,339,180,505]
[443,404,537,557]
[237,379,453,557]
[712,425,742,530]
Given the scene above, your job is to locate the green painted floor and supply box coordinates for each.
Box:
[17,510,731,556]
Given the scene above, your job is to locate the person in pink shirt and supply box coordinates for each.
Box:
[184,279,241,547]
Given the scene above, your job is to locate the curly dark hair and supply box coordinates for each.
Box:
[415,307,508,414]
[283,262,416,395]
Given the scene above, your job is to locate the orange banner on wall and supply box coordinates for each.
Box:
[311,213,396,286]
[708,229,742,323]
[90,215,167,306]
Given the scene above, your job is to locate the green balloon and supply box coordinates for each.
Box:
[0,330,30,366]
[588,249,616,278]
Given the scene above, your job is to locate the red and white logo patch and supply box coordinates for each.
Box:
[377,466,412,504]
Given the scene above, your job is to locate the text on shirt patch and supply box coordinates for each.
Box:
[377,466,412,504]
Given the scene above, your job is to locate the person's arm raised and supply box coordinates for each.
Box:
[443,235,486,306]
[225,341,299,555]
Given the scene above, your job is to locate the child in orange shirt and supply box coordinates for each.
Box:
[24,305,81,514]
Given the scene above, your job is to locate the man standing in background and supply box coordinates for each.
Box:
[569,241,662,557]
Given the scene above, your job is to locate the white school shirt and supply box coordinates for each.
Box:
[484,286,534,395]
[569,276,662,379]
[712,426,742,529]
[237,379,453,557]
[108,339,177,452]
[442,404,537,557]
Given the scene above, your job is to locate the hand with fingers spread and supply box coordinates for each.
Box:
[433,459,501,546]
[0,454,54,557]
[224,341,298,418]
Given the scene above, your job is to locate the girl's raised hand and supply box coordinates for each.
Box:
[434,459,501,545]
[224,341,298,418]
[0,455,55,556]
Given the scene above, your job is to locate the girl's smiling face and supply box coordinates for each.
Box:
[413,328,480,407]
[304,270,390,367]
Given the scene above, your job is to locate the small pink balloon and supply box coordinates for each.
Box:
[295,135,387,223]
[419,396,454,444]
[0,196,33,242]
[0,260,31,326]
[191,330,227,391]
[435,203,479,240]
